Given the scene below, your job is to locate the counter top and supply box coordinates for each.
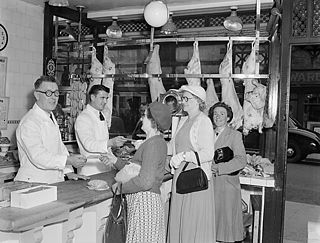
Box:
[0,171,116,233]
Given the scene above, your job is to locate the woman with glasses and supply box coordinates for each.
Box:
[208,102,247,243]
[167,85,216,243]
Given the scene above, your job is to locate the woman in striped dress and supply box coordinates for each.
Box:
[109,101,172,243]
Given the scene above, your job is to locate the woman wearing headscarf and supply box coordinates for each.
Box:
[208,102,247,242]
[167,85,216,243]
[105,101,172,243]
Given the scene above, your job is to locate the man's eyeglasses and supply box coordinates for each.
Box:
[181,96,194,102]
[36,90,60,97]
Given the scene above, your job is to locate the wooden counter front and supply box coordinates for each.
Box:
[0,171,116,243]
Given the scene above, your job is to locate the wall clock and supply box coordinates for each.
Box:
[0,24,8,51]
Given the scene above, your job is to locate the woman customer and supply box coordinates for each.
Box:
[208,102,247,243]
[105,101,172,243]
[167,85,216,243]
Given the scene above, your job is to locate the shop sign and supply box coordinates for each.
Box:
[291,71,320,84]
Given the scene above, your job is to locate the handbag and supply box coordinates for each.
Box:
[176,151,208,194]
[104,183,127,243]
[214,146,240,176]
[214,146,234,164]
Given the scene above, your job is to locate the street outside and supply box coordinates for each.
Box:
[286,156,320,205]
[284,155,320,243]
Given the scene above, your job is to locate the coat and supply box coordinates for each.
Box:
[213,126,247,242]
[15,103,72,184]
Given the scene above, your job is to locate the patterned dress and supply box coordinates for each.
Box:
[116,135,167,243]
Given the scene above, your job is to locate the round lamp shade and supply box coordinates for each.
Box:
[144,0,169,27]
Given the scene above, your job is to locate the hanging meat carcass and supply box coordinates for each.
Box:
[220,41,243,129]
[242,41,267,135]
[89,46,103,82]
[102,44,115,127]
[88,45,115,128]
[146,44,166,102]
[184,41,201,86]
[205,78,219,113]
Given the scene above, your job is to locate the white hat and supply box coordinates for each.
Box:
[179,85,206,102]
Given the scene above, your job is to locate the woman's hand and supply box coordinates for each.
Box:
[170,152,185,168]
[212,164,219,176]
[112,182,120,195]
[132,139,144,150]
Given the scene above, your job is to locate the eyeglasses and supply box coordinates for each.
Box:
[181,96,194,102]
[36,90,60,97]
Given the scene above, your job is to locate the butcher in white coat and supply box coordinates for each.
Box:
[75,84,127,176]
[15,76,87,184]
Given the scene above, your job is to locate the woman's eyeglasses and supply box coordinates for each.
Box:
[36,90,60,97]
[181,96,194,102]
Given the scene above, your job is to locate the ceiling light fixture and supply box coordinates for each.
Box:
[48,0,69,7]
[106,17,122,38]
[223,6,243,31]
[161,12,177,35]
[144,0,169,28]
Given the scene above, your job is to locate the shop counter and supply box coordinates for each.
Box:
[0,171,116,243]
[240,174,275,243]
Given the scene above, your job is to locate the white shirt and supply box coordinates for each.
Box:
[15,103,71,184]
[75,104,110,176]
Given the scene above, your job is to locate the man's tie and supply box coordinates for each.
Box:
[50,113,55,123]
[99,112,105,121]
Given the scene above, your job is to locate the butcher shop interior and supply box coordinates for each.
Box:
[0,0,320,242]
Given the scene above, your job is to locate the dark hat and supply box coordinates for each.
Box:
[149,102,172,131]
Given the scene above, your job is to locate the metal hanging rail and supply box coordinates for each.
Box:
[90,73,269,79]
[97,36,269,47]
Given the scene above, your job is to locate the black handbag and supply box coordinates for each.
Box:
[214,146,234,164]
[104,183,127,243]
[176,151,209,194]
[214,146,240,176]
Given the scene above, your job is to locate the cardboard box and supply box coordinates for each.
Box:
[11,185,57,209]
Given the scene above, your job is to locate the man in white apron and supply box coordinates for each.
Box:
[75,84,127,176]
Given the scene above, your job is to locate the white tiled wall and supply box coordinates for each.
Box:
[0,0,43,145]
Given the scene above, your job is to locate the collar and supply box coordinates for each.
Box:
[86,104,104,120]
[33,103,53,120]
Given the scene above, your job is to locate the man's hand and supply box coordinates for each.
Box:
[65,172,90,181]
[66,154,87,168]
[99,151,117,166]
[108,136,127,147]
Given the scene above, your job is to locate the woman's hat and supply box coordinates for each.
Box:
[149,102,172,131]
[179,85,206,102]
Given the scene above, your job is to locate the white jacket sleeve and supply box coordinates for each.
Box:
[18,120,67,170]
[75,113,109,153]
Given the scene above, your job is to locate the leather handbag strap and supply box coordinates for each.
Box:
[181,151,201,172]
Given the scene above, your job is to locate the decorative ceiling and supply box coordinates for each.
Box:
[21,0,274,21]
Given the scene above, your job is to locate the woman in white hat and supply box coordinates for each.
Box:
[167,85,216,243]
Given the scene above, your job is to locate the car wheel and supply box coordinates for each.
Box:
[287,140,304,163]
